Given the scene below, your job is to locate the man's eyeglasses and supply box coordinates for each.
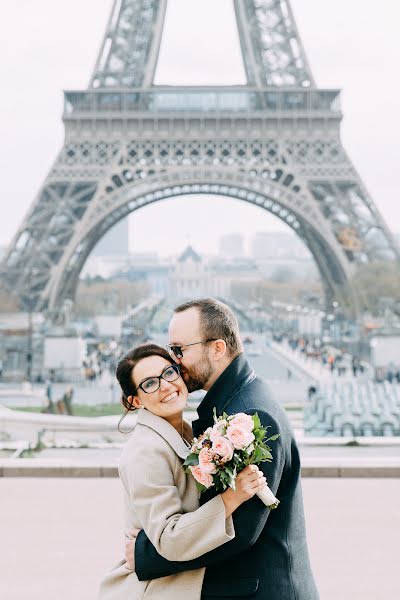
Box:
[136,364,181,394]
[166,339,217,359]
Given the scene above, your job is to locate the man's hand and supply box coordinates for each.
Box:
[125,528,141,570]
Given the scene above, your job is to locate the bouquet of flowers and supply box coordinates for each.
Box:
[184,410,280,509]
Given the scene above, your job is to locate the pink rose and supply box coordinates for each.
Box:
[212,435,234,463]
[189,465,214,488]
[229,413,254,432]
[226,425,255,450]
[198,448,217,474]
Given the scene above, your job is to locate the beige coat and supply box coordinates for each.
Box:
[98,408,234,600]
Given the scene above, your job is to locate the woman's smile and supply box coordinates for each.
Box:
[161,391,179,404]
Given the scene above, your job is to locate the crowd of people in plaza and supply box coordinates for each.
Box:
[82,339,121,384]
[272,332,369,379]
[273,331,400,384]
[374,364,400,384]
[33,338,125,414]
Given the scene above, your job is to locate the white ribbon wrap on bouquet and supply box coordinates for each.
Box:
[256,483,280,509]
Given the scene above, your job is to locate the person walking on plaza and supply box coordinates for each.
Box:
[41,374,55,414]
[126,298,319,599]
[62,386,74,415]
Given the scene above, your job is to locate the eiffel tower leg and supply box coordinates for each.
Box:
[1,164,99,311]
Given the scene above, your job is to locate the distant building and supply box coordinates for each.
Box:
[170,246,210,299]
[92,218,129,256]
[0,313,45,381]
[129,252,159,265]
[219,233,244,258]
[118,262,170,296]
[112,246,255,300]
[251,231,311,260]
[169,246,260,300]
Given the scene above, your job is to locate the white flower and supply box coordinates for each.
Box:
[246,443,255,455]
[210,420,227,441]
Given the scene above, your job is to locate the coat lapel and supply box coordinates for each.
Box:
[136,408,191,460]
[192,417,211,438]
[192,354,255,438]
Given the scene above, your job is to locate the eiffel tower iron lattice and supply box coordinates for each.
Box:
[1,0,399,316]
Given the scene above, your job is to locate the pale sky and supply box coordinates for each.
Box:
[0,0,399,256]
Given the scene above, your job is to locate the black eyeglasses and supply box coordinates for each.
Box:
[136,364,181,394]
[166,339,218,359]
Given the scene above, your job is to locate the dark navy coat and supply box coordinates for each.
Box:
[135,354,320,599]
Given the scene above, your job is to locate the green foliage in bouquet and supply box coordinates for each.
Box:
[183,409,280,494]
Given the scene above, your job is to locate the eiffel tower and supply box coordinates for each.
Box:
[1,0,399,316]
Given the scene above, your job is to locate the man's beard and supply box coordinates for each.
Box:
[181,354,214,392]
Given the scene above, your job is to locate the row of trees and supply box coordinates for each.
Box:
[0,262,398,317]
[230,261,400,317]
[231,279,323,308]
[352,262,400,315]
[74,278,150,318]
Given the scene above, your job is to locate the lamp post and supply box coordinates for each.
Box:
[26,308,33,382]
[26,268,33,383]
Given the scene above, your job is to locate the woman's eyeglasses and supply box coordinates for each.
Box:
[136,364,181,394]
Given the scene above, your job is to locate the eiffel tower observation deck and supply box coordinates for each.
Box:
[1,0,399,316]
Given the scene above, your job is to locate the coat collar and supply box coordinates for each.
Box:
[192,354,255,437]
[136,408,192,460]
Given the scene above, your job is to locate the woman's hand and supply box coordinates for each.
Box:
[221,465,266,517]
[234,465,266,501]
[125,528,141,570]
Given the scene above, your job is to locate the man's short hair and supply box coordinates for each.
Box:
[174,298,243,358]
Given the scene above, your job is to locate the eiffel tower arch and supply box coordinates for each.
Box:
[2,0,399,316]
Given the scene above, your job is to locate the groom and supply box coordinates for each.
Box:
[127,298,319,599]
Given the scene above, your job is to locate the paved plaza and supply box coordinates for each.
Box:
[0,477,399,600]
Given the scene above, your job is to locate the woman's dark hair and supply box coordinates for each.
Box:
[116,343,174,431]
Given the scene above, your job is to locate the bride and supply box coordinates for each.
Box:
[98,343,266,600]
